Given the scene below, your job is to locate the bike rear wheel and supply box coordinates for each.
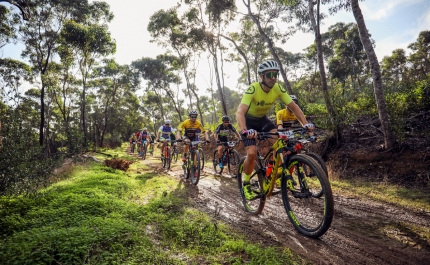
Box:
[237,156,266,215]
[281,154,334,238]
[190,150,201,185]
[172,148,178,162]
[227,149,240,175]
[212,150,224,174]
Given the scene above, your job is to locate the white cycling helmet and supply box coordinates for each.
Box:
[257,60,280,73]
[143,127,147,130]
[165,120,171,125]
[188,110,198,116]
[290,95,298,102]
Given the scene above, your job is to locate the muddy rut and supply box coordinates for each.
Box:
[139,154,429,265]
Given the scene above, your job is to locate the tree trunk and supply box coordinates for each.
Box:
[244,0,293,94]
[308,0,338,134]
[350,0,396,149]
[220,34,251,85]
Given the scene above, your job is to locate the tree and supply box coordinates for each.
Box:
[407,30,430,81]
[60,18,116,147]
[350,0,395,149]
[132,55,183,123]
[0,4,19,48]
[148,7,204,116]
[242,0,294,94]
[0,0,31,21]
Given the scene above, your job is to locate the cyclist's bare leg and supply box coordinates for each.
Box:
[244,145,257,175]
[217,145,223,160]
[182,138,190,161]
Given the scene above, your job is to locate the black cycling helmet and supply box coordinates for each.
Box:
[222,116,230,122]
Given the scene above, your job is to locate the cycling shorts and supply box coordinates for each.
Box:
[241,115,275,147]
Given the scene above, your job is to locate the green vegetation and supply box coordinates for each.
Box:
[330,179,430,212]
[0,150,304,265]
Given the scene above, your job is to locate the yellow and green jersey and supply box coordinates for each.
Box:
[240,82,292,118]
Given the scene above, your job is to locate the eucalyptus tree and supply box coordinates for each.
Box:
[225,17,268,86]
[0,0,31,20]
[407,30,430,82]
[132,55,184,124]
[241,0,295,94]
[148,7,205,113]
[349,0,395,149]
[381,49,409,92]
[89,59,138,147]
[0,4,19,48]
[60,16,116,147]
[17,0,113,148]
[182,0,236,116]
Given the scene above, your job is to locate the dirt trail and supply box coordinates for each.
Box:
[138,153,430,265]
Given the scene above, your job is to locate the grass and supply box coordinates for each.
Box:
[330,178,430,212]
[0,145,304,265]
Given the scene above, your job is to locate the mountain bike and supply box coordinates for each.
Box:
[293,135,328,198]
[171,141,179,162]
[159,139,174,169]
[140,140,148,160]
[130,141,136,154]
[177,139,206,185]
[198,145,205,170]
[148,142,154,156]
[212,141,241,176]
[237,128,334,238]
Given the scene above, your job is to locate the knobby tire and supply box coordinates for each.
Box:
[237,156,266,215]
[280,154,334,238]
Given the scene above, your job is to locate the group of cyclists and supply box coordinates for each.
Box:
[130,59,315,196]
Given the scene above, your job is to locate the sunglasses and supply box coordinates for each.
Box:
[264,72,279,79]
[165,124,170,126]
[190,115,197,119]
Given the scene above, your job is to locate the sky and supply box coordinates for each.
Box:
[1,0,430,93]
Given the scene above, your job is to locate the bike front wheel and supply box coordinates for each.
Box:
[281,154,334,238]
[304,152,328,198]
[237,156,266,215]
[165,147,171,169]
[199,148,205,170]
[190,150,201,185]
[142,144,147,160]
[212,150,224,174]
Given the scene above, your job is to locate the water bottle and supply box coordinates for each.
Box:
[222,155,226,163]
[265,161,273,178]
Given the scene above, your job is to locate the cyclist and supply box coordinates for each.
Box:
[135,129,143,155]
[176,110,210,162]
[214,116,241,169]
[236,59,314,200]
[148,132,156,154]
[276,95,300,129]
[129,134,137,153]
[138,127,152,156]
[155,120,173,158]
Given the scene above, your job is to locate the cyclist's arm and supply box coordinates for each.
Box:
[236,103,249,131]
[276,110,284,130]
[287,102,313,131]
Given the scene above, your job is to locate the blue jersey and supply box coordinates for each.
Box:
[158,125,172,139]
